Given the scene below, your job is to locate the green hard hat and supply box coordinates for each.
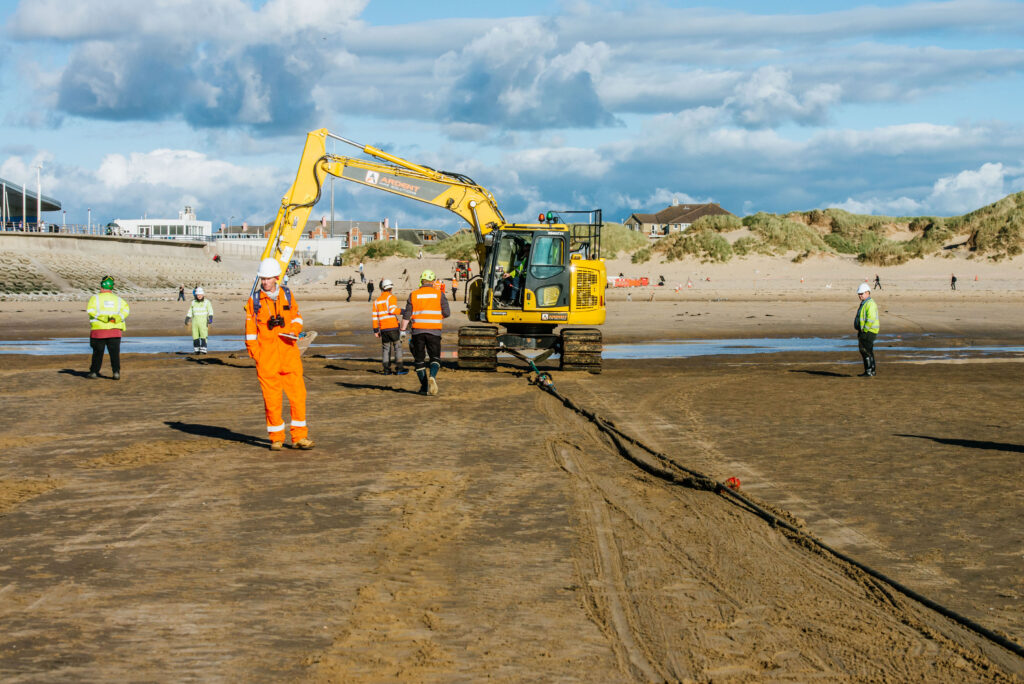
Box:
[101,276,115,290]
[420,269,436,282]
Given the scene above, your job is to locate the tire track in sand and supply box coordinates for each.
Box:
[539,387,1017,681]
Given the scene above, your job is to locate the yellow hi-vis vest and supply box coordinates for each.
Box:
[87,291,129,331]
[856,298,879,334]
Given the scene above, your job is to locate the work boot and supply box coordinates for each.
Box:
[395,367,408,375]
[416,369,428,394]
[427,376,439,396]
[294,438,315,450]
[112,372,120,380]
[269,441,284,451]
[87,372,99,379]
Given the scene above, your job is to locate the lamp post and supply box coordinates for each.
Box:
[35,163,42,230]
[88,208,91,233]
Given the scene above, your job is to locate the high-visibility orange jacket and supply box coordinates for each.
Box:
[372,291,400,331]
[432,280,446,293]
[244,286,304,374]
[406,285,446,331]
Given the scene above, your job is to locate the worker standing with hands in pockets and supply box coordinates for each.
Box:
[854,282,880,377]
[184,286,214,354]
[245,258,314,451]
[86,275,129,380]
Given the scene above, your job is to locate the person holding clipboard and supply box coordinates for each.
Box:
[244,258,315,451]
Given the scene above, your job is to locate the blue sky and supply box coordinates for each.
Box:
[2,0,1024,231]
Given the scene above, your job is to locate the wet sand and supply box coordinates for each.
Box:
[2,287,1023,680]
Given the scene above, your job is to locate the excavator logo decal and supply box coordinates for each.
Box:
[365,171,380,185]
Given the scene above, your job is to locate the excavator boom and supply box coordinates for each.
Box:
[258,128,606,372]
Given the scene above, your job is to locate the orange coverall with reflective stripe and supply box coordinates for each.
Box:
[244,287,308,443]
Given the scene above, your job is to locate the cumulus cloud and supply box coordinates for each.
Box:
[831,162,1024,216]
[726,67,842,127]
[437,19,619,130]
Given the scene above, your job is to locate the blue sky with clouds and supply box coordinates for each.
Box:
[2,0,1023,232]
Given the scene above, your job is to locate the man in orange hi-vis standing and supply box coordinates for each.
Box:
[245,258,314,451]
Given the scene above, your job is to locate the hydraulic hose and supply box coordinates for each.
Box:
[531,377,1024,662]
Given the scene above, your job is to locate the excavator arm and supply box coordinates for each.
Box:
[258,128,505,284]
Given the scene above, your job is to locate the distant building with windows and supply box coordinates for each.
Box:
[107,206,212,240]
[624,201,733,239]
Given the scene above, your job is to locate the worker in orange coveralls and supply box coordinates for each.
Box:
[244,257,314,451]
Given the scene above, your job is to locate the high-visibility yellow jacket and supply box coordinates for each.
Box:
[856,297,880,334]
[87,291,129,333]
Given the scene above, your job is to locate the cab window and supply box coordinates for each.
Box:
[529,236,564,279]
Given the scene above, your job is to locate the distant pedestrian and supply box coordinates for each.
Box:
[951,274,957,290]
[177,284,185,301]
[417,250,423,259]
[185,286,214,354]
[873,274,881,290]
[451,278,458,301]
[358,262,365,283]
[367,280,375,301]
[854,283,879,377]
[345,278,353,302]
[87,276,130,380]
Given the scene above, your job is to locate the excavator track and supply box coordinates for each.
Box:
[457,325,499,371]
[559,328,603,374]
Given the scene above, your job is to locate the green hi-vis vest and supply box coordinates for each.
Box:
[856,298,879,334]
[88,291,130,331]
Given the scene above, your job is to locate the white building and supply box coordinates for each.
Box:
[107,206,212,240]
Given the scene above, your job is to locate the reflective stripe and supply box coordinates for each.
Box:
[246,334,257,341]
[267,423,285,433]
[290,420,307,427]
[292,317,303,325]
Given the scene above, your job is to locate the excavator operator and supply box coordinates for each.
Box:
[245,258,314,451]
[499,237,530,305]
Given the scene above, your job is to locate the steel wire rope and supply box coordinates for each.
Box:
[527,376,1024,661]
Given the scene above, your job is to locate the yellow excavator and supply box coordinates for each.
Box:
[257,128,606,372]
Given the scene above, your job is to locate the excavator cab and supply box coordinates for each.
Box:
[489,230,569,310]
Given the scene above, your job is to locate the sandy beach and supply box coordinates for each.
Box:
[1,238,1023,680]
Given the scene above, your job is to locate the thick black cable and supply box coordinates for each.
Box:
[535,380,1024,661]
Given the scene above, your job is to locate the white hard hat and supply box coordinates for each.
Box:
[381,279,393,290]
[193,286,205,296]
[857,283,871,294]
[258,258,283,278]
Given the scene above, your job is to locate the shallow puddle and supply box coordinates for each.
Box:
[2,334,1021,361]
[603,336,1024,360]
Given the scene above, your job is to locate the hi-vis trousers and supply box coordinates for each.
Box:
[257,368,308,443]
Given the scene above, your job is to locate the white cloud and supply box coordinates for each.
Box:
[926,162,1024,214]
[831,162,1024,216]
[727,67,842,127]
[506,146,611,178]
